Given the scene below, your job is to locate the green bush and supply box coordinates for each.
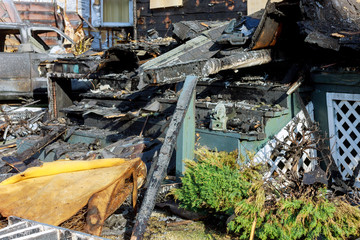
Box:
[173,148,262,214]
[173,148,360,239]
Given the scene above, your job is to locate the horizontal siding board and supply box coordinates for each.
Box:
[150,0,183,9]
[19,11,80,21]
[28,20,57,27]
[19,12,55,21]
[15,2,55,12]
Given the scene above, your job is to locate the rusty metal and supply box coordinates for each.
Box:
[251,17,282,50]
[52,80,57,119]
[249,0,283,50]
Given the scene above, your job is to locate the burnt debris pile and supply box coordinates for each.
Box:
[1,0,360,239]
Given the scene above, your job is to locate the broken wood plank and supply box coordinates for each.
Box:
[3,0,22,23]
[7,100,41,113]
[0,121,8,130]
[2,156,26,172]
[130,75,198,240]
[150,0,183,9]
[14,126,67,162]
[166,220,193,227]
[140,22,227,84]
[0,143,16,150]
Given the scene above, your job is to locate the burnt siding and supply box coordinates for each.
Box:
[14,2,81,46]
[136,0,247,38]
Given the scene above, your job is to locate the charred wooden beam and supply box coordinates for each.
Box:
[202,49,272,76]
[139,23,227,85]
[130,75,198,240]
[141,59,208,85]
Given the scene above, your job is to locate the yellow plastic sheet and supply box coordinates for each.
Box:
[0,158,146,227]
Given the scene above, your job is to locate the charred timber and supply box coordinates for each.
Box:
[202,49,272,76]
[131,75,198,240]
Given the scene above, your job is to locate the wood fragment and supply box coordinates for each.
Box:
[0,143,16,150]
[339,30,360,36]
[200,22,209,28]
[0,121,8,130]
[331,33,345,38]
[7,100,41,113]
[249,216,257,240]
[2,156,26,172]
[166,220,193,227]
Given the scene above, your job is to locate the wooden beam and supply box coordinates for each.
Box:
[3,0,22,23]
[130,75,198,240]
[176,87,195,177]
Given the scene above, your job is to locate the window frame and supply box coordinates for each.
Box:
[0,27,23,52]
[101,0,134,27]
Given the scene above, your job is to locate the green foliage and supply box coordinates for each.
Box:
[229,193,360,240]
[173,148,360,239]
[172,148,262,214]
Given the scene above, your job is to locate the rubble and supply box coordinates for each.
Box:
[1,0,360,239]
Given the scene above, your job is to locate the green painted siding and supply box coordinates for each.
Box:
[311,73,360,141]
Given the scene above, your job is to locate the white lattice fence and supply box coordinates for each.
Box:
[254,102,317,178]
[327,93,360,185]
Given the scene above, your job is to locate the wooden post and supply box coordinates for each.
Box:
[130,75,198,240]
[176,88,195,177]
[133,0,137,41]
[47,74,73,119]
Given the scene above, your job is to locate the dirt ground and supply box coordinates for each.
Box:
[102,209,233,240]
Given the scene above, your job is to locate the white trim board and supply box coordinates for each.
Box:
[327,92,360,187]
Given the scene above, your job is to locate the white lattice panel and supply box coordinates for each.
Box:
[254,102,317,178]
[327,93,360,184]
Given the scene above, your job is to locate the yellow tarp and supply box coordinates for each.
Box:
[0,158,146,226]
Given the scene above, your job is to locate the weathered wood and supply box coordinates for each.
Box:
[176,87,195,177]
[130,75,198,240]
[294,91,352,192]
[2,156,27,172]
[15,126,67,162]
[3,0,22,23]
